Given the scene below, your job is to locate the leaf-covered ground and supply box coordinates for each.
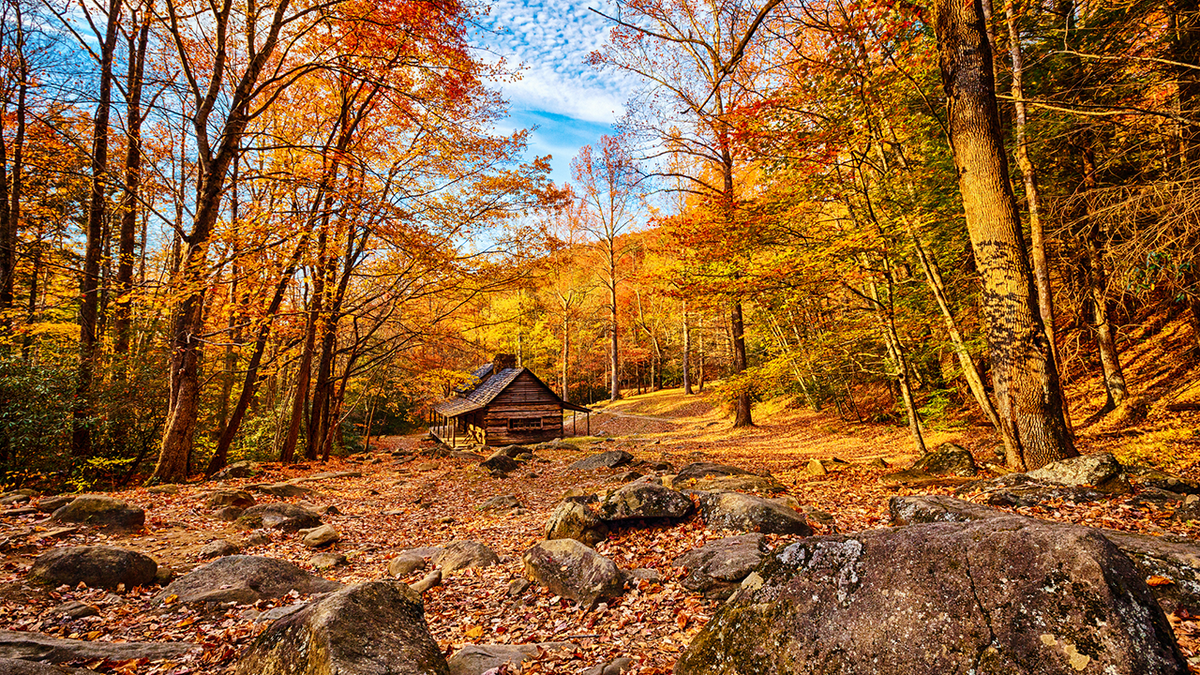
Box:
[3,387,1200,673]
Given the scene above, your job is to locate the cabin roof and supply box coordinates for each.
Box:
[434,365,590,417]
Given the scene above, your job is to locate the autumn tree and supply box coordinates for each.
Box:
[593,0,782,426]
[931,0,1075,469]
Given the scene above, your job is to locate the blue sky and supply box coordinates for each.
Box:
[472,0,634,185]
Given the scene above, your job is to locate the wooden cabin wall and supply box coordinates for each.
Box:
[482,372,565,445]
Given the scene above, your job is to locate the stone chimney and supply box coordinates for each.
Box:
[492,353,518,373]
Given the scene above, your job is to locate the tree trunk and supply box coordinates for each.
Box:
[609,278,620,401]
[561,311,570,401]
[682,300,693,395]
[74,0,124,457]
[0,12,25,335]
[932,0,1076,470]
[731,301,753,427]
[1080,142,1128,412]
[206,233,311,475]
[114,16,149,358]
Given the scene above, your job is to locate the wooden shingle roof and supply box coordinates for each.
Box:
[434,367,524,417]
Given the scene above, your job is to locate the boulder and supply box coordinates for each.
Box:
[436,540,500,575]
[0,631,198,664]
[197,539,240,560]
[51,495,144,532]
[206,489,255,509]
[477,494,522,512]
[672,534,770,600]
[1026,451,1130,493]
[237,503,321,532]
[545,500,609,546]
[45,601,99,620]
[569,450,634,471]
[215,506,244,521]
[523,539,624,608]
[909,442,979,477]
[300,524,339,549]
[35,496,75,513]
[212,460,259,479]
[1131,467,1200,495]
[888,494,1011,526]
[480,451,520,475]
[234,580,448,675]
[28,546,157,590]
[495,444,532,459]
[673,462,750,483]
[389,553,428,577]
[596,482,693,521]
[956,472,1110,507]
[676,517,1187,675]
[447,642,573,675]
[695,491,812,536]
[0,490,34,505]
[155,555,341,605]
[309,553,347,570]
[688,474,786,494]
[890,495,1200,615]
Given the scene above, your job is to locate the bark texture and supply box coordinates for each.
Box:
[933,0,1075,470]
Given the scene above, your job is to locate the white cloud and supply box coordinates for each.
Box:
[473,0,635,124]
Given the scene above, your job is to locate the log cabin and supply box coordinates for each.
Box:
[430,354,591,447]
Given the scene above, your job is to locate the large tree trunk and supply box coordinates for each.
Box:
[932,0,1076,470]
[73,0,124,457]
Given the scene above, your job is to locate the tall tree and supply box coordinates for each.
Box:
[572,136,640,402]
[594,0,783,426]
[931,0,1076,469]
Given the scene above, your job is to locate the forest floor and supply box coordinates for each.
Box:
[4,320,1200,673]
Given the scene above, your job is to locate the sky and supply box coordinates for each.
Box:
[471,0,635,185]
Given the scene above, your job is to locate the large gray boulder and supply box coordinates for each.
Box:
[956,472,1110,507]
[435,540,499,575]
[235,579,448,675]
[889,496,1200,616]
[695,491,811,535]
[909,442,979,476]
[51,495,144,532]
[673,462,751,484]
[155,555,341,605]
[545,500,608,546]
[569,450,633,471]
[28,546,157,590]
[447,642,573,675]
[481,451,520,475]
[237,503,321,532]
[1026,452,1129,492]
[672,534,770,600]
[523,539,624,608]
[677,517,1187,674]
[686,474,786,494]
[206,489,255,509]
[0,631,197,663]
[596,482,693,521]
